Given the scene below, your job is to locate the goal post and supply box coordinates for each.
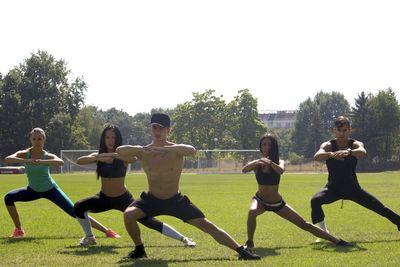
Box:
[60,150,97,173]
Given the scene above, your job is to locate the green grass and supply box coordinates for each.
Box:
[1,172,400,266]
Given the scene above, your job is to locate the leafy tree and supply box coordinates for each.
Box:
[0,51,87,157]
[292,91,350,158]
[129,112,152,145]
[351,91,372,141]
[292,98,316,158]
[171,90,228,167]
[77,105,107,149]
[172,89,227,150]
[227,89,267,163]
[272,128,294,159]
[364,88,400,167]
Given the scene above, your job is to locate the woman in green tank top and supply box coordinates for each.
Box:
[4,127,119,239]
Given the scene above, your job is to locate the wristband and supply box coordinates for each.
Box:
[347,148,352,156]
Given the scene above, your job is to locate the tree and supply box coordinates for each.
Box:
[77,105,107,149]
[0,51,87,157]
[171,90,228,167]
[351,91,372,142]
[172,89,227,149]
[292,91,350,158]
[272,128,294,159]
[292,98,316,158]
[363,88,400,168]
[227,89,267,163]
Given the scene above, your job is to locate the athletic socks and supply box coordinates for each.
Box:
[317,220,329,233]
[161,223,183,240]
[77,212,93,237]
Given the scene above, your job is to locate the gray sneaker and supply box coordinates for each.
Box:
[182,237,196,247]
[79,236,97,246]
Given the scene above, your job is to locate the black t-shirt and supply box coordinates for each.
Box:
[326,139,361,194]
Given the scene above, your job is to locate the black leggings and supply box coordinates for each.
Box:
[311,186,400,226]
[74,191,163,233]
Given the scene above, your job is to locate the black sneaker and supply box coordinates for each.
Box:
[244,240,254,249]
[336,239,353,247]
[237,246,261,260]
[125,248,147,259]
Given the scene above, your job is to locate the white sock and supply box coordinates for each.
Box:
[162,223,184,241]
[317,220,329,233]
[77,212,93,237]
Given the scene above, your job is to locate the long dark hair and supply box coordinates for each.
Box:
[259,133,279,164]
[96,125,123,179]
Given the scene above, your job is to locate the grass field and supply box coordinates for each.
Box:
[0,172,400,266]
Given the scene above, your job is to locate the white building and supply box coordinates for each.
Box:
[259,110,297,129]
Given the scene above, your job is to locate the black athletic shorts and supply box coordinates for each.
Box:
[253,193,286,212]
[131,192,205,222]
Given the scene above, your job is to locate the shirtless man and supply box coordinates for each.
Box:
[116,113,260,260]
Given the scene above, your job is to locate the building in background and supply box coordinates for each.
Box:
[259,110,297,129]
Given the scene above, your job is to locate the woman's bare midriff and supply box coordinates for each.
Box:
[257,184,282,203]
[101,177,127,197]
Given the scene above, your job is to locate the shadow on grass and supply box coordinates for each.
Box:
[310,238,400,253]
[58,245,124,255]
[0,237,42,244]
[0,236,78,242]
[310,241,366,253]
[116,256,244,267]
[115,247,278,266]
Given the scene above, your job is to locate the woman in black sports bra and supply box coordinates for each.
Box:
[73,125,195,247]
[242,133,351,249]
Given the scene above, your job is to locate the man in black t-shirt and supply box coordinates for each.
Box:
[311,116,400,239]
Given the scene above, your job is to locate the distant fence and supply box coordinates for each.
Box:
[0,166,25,174]
[60,149,327,174]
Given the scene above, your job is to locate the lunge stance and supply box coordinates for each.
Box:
[117,113,260,260]
[242,133,351,249]
[4,128,115,238]
[74,125,195,246]
[311,116,400,236]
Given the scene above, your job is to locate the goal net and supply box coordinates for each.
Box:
[60,149,326,174]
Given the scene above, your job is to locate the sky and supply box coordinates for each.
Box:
[1,0,400,116]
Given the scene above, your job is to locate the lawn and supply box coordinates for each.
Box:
[0,171,399,266]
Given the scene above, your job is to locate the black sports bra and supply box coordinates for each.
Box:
[255,166,280,185]
[98,159,126,178]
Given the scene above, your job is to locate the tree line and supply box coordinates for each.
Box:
[1,51,399,171]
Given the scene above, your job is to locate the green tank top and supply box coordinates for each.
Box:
[25,150,57,192]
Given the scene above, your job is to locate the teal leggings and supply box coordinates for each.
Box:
[4,186,75,218]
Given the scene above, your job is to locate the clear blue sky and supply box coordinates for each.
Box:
[1,0,399,116]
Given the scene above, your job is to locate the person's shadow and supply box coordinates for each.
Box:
[0,236,72,245]
[310,241,367,253]
[58,244,124,256]
[115,246,278,266]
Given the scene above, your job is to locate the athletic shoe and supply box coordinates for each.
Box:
[244,240,254,249]
[105,228,121,238]
[237,246,261,260]
[125,248,147,259]
[182,237,196,247]
[10,228,25,238]
[79,236,97,246]
[336,239,353,247]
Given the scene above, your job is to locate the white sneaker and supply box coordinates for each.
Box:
[182,237,196,247]
[80,236,97,246]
